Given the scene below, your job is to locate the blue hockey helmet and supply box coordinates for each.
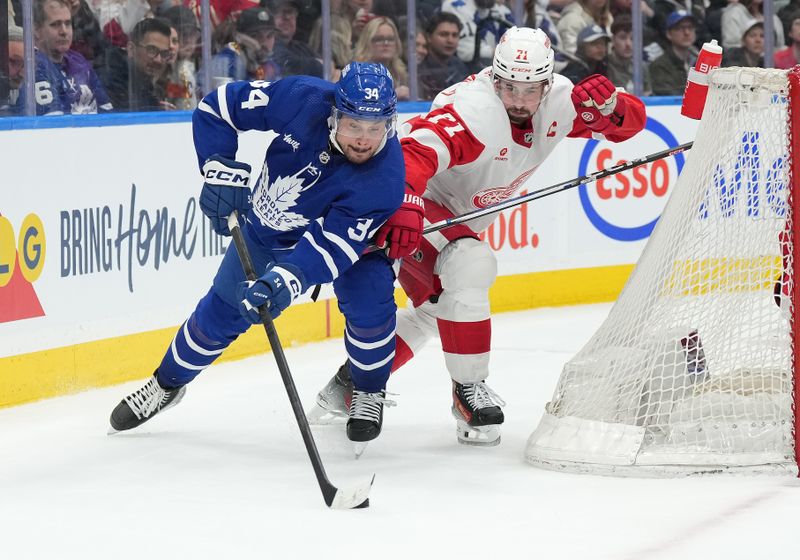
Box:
[334,61,397,119]
[330,62,398,157]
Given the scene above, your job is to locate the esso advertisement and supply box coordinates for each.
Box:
[578,117,685,241]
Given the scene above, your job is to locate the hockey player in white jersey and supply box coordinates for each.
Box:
[311,26,647,446]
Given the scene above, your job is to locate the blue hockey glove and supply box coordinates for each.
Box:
[237,263,306,323]
[199,155,252,236]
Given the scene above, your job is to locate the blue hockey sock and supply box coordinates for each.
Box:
[345,317,396,393]
[157,313,228,387]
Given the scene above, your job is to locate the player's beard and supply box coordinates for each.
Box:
[507,106,533,125]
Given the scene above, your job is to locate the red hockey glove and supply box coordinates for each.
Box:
[374,186,425,260]
[571,75,628,134]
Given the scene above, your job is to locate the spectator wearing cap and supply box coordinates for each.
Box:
[774,11,800,69]
[441,0,515,73]
[266,0,324,77]
[97,17,173,111]
[561,23,610,84]
[557,0,613,57]
[651,0,710,49]
[607,15,652,94]
[417,11,469,100]
[722,19,764,68]
[209,6,282,87]
[649,10,698,96]
[721,0,783,50]
[269,0,303,41]
[160,6,201,110]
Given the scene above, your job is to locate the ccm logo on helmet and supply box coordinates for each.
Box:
[357,106,382,112]
[511,67,532,72]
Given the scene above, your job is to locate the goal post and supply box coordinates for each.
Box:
[525,66,800,476]
[790,67,800,474]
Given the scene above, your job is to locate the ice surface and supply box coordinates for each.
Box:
[1,303,798,559]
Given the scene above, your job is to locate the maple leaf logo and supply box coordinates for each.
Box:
[253,162,322,231]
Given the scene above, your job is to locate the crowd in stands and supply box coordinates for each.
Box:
[3,0,800,115]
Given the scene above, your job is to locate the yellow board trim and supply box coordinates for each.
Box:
[661,256,782,296]
[0,265,633,408]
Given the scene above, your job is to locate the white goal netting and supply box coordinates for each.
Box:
[526,67,799,476]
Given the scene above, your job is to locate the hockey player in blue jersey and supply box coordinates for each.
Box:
[109,62,424,447]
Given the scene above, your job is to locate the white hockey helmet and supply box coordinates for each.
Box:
[492,27,554,86]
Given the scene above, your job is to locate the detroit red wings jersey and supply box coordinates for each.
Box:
[399,68,646,234]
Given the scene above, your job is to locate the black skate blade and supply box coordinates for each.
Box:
[329,475,375,510]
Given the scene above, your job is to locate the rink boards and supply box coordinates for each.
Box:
[0,99,695,407]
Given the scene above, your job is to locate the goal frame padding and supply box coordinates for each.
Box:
[789,67,800,474]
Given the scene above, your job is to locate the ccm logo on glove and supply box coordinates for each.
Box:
[199,155,252,236]
[203,158,250,187]
[237,263,306,323]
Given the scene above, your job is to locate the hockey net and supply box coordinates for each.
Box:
[526,66,800,476]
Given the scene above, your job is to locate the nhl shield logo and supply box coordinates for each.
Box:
[319,151,330,164]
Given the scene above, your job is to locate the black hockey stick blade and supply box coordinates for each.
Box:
[227,212,374,510]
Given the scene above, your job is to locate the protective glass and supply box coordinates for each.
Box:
[138,43,171,60]
[371,35,396,45]
[331,107,397,141]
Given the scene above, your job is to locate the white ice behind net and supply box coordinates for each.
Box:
[526,67,797,476]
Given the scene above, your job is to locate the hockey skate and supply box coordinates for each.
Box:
[306,361,353,425]
[109,373,186,433]
[347,389,395,458]
[451,380,506,446]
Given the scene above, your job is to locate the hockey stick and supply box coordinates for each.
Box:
[227,211,373,510]
[420,141,694,237]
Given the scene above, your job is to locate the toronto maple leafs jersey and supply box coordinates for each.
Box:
[17,50,113,115]
[193,77,405,286]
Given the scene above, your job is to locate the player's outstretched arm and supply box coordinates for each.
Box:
[568,74,646,142]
